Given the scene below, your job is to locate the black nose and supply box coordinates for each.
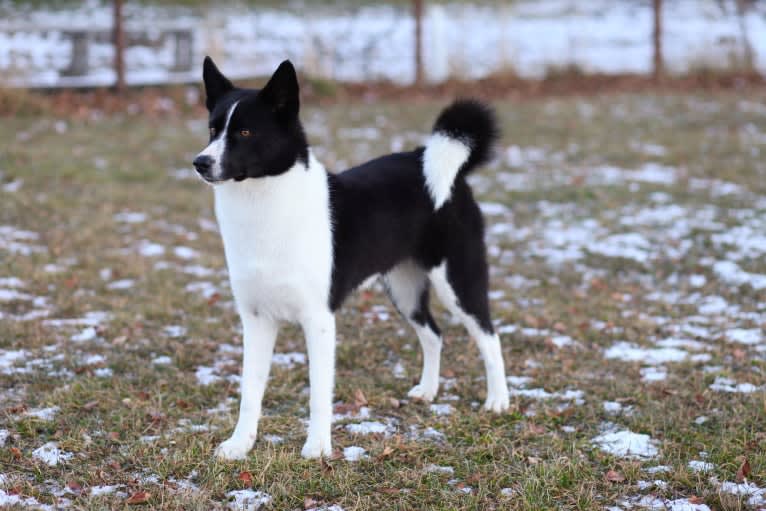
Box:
[193,155,213,174]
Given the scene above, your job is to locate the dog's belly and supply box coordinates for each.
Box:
[227,260,327,320]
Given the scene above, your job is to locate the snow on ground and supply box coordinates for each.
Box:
[342,446,367,462]
[32,442,73,466]
[592,429,659,459]
[226,489,272,511]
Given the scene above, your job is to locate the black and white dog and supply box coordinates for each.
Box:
[193,58,510,460]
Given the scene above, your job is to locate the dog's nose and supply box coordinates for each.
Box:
[193,155,213,174]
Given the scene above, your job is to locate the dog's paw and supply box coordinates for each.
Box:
[407,384,438,402]
[215,437,253,461]
[301,436,332,459]
[483,392,510,413]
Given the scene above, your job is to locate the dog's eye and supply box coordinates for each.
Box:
[240,129,251,137]
[209,127,216,137]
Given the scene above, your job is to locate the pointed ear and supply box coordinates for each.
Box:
[259,60,300,119]
[202,56,233,111]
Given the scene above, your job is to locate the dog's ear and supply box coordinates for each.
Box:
[259,60,300,119]
[203,56,234,111]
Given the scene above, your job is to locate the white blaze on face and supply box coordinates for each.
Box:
[196,101,239,181]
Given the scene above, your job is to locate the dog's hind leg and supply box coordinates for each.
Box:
[300,309,336,458]
[216,312,278,460]
[384,261,442,402]
[429,260,510,413]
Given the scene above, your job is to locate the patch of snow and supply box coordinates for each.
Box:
[725,328,762,345]
[640,366,668,382]
[226,489,272,511]
[345,421,393,436]
[272,352,306,368]
[424,464,454,474]
[343,446,367,462]
[688,460,714,473]
[113,211,147,224]
[32,442,73,466]
[592,429,658,459]
[604,341,687,365]
[603,401,622,414]
[137,240,165,257]
[151,355,173,365]
[719,481,766,507]
[107,279,135,290]
[173,246,199,260]
[71,327,97,342]
[709,376,758,393]
[195,366,221,385]
[163,325,186,338]
[90,484,122,496]
[25,406,60,421]
[430,403,453,416]
[644,465,671,474]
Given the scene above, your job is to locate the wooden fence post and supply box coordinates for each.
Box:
[652,0,664,82]
[413,0,424,85]
[113,0,126,93]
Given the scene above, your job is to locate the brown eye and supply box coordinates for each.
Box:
[209,127,216,137]
[240,129,251,137]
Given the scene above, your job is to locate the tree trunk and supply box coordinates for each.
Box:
[113,0,126,93]
[652,0,664,82]
[413,0,424,85]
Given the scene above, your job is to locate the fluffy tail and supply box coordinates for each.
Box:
[422,99,498,209]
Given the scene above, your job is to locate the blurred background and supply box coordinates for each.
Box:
[0,0,764,92]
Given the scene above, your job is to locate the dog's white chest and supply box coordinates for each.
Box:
[214,156,333,319]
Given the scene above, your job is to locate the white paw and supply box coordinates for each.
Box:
[215,437,253,461]
[407,383,438,402]
[301,435,332,459]
[483,391,510,413]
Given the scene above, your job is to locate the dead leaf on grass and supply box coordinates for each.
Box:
[126,491,151,505]
[736,457,751,483]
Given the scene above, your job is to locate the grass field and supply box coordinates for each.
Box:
[1,91,766,510]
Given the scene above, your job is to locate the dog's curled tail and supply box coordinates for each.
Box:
[422,99,499,209]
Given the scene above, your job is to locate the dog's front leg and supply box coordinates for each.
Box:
[300,310,336,458]
[215,313,278,460]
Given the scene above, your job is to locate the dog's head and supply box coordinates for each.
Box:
[193,58,308,184]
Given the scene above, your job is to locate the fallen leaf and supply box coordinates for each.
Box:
[126,491,151,505]
[320,458,333,474]
[527,456,541,465]
[238,471,253,486]
[353,389,368,407]
[688,496,705,504]
[387,398,400,409]
[304,497,319,509]
[605,469,625,483]
[107,431,120,441]
[379,487,399,494]
[375,445,394,461]
[9,447,21,459]
[330,449,344,461]
[207,292,221,306]
[527,423,545,435]
[66,481,82,492]
[82,400,99,411]
[736,457,751,483]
